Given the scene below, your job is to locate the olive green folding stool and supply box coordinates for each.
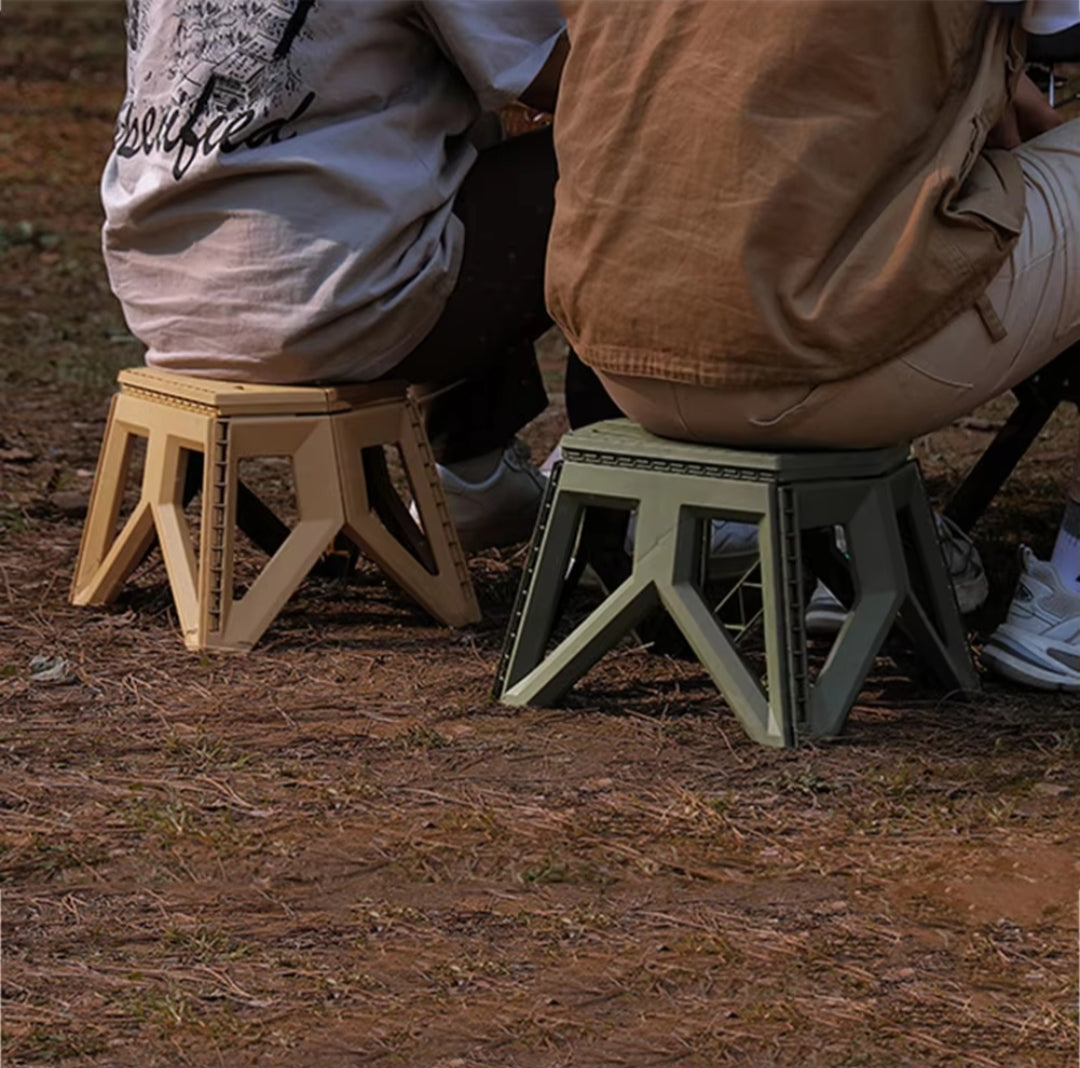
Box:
[496,420,978,748]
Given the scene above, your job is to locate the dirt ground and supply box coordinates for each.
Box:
[1,4,1078,1066]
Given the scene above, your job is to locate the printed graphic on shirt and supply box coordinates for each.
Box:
[115,0,318,181]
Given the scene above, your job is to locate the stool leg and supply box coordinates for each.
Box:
[502,573,660,707]
[211,417,345,650]
[71,499,156,607]
[500,477,658,705]
[660,568,788,748]
[71,396,157,605]
[335,401,480,628]
[892,465,979,694]
[146,429,203,642]
[397,397,479,624]
[362,445,436,572]
[802,482,905,737]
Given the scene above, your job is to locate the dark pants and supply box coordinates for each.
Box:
[391,126,619,464]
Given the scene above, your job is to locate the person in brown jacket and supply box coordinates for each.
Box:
[547,0,1080,691]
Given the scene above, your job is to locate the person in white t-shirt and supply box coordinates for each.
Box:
[101,0,619,551]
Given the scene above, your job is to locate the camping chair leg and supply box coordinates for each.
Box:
[943,395,1056,534]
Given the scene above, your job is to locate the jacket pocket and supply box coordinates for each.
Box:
[941,118,1025,248]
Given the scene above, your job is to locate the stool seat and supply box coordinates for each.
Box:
[116,365,404,415]
[71,368,480,651]
[497,420,978,748]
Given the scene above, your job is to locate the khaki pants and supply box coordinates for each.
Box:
[600,121,1080,503]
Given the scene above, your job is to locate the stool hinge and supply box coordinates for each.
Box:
[207,417,230,632]
[404,395,472,592]
[121,385,218,417]
[561,447,771,483]
[778,484,811,732]
[494,460,562,697]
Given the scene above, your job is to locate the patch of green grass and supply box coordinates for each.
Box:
[422,953,520,997]
[1046,725,1080,754]
[392,724,449,751]
[121,794,240,848]
[780,767,835,798]
[0,503,31,534]
[163,924,251,964]
[114,985,199,1031]
[11,1024,109,1063]
[0,220,62,253]
[0,834,108,883]
[163,731,252,773]
[521,855,571,885]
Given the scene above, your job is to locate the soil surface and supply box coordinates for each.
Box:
[1,5,1078,1066]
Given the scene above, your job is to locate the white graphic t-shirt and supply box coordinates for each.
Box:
[102,0,563,383]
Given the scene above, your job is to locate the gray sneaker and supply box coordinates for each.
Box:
[805,512,989,637]
[437,439,545,553]
[982,547,1080,692]
[935,512,990,614]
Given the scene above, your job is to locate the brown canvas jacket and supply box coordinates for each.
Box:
[547,0,1026,389]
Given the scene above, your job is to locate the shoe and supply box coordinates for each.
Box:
[805,512,989,637]
[805,581,848,636]
[935,512,989,615]
[704,520,760,577]
[540,444,562,477]
[981,547,1080,692]
[434,439,546,553]
[625,514,758,579]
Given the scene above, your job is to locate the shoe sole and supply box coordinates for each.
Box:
[804,566,990,639]
[805,605,847,638]
[706,549,760,582]
[981,632,1080,693]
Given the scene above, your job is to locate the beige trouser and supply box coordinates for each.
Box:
[600,121,1080,504]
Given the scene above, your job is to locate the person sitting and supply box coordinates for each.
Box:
[101,0,616,553]
[546,0,1080,691]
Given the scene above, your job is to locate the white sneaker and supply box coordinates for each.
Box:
[625,514,758,578]
[435,439,546,553]
[805,512,989,637]
[981,547,1080,692]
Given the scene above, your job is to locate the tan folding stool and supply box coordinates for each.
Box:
[71,367,479,651]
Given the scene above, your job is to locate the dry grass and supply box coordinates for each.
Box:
[1,4,1078,1066]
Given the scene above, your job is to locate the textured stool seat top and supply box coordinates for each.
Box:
[560,419,912,482]
[118,366,406,417]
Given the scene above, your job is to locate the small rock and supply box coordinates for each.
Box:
[1032,782,1074,798]
[29,655,77,685]
[814,899,850,916]
[48,490,88,518]
[884,967,917,983]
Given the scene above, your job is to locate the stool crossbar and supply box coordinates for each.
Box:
[71,367,479,651]
[496,420,978,748]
